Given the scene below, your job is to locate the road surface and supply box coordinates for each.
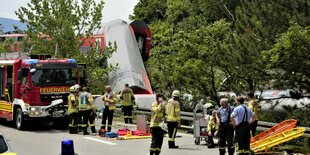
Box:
[0,119,218,155]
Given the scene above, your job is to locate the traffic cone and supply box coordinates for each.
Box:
[61,139,78,155]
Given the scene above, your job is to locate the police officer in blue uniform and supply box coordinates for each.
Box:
[230,97,256,155]
[216,98,235,155]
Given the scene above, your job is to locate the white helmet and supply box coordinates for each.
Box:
[74,84,80,91]
[172,90,180,97]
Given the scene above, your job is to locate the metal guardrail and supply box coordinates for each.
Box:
[135,108,310,138]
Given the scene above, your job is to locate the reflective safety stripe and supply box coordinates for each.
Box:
[128,116,133,118]
[69,124,77,127]
[218,147,226,150]
[172,128,177,140]
[243,150,251,154]
[123,116,128,118]
[81,124,87,127]
[108,125,112,127]
[89,124,95,127]
[236,150,245,154]
[150,148,161,151]
[169,138,174,142]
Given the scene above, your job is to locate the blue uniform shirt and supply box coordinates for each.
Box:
[217,106,234,123]
[231,104,254,126]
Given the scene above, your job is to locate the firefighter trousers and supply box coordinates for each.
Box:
[218,123,235,155]
[150,127,164,155]
[79,110,91,134]
[235,122,251,155]
[167,121,178,148]
[89,111,96,133]
[101,106,114,132]
[250,120,258,137]
[69,112,78,134]
[123,105,133,124]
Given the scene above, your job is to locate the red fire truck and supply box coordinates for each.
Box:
[0,53,87,130]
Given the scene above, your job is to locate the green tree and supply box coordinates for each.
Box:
[130,0,167,23]
[15,0,104,58]
[264,23,310,89]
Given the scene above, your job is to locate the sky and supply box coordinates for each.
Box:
[0,0,140,23]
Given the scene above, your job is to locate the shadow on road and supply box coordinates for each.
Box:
[0,118,68,132]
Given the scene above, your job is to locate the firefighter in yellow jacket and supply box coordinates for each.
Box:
[165,90,181,149]
[207,110,219,148]
[120,83,135,124]
[101,85,116,132]
[78,86,96,135]
[247,91,261,137]
[68,86,79,134]
[150,94,165,155]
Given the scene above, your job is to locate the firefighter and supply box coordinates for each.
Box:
[68,86,79,134]
[231,97,256,155]
[101,85,116,132]
[120,83,135,124]
[246,91,261,137]
[78,86,96,135]
[207,110,219,148]
[165,90,181,149]
[216,98,235,155]
[150,94,165,155]
[73,84,83,132]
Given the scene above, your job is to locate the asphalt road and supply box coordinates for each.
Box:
[0,120,218,155]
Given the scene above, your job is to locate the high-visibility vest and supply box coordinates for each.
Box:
[68,93,78,114]
[120,88,134,106]
[102,92,116,110]
[248,99,261,120]
[150,101,165,127]
[165,99,181,123]
[79,92,95,111]
[207,116,219,131]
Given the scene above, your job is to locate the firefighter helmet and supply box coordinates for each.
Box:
[69,86,75,93]
[82,86,89,91]
[74,84,80,90]
[172,90,180,97]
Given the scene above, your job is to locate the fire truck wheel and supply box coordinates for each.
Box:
[15,108,26,130]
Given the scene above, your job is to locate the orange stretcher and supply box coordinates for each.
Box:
[250,119,297,143]
[250,127,305,153]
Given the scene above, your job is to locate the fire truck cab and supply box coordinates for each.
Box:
[0,53,86,130]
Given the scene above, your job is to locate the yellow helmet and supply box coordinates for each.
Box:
[172,90,180,97]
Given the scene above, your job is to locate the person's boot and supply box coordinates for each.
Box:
[154,151,160,155]
[219,149,226,155]
[169,141,178,149]
[129,118,133,124]
[107,126,112,132]
[91,126,96,134]
[71,127,79,134]
[207,137,215,148]
[100,125,105,130]
[228,148,235,155]
[69,127,74,134]
[124,118,128,124]
[83,128,90,135]
[149,151,155,155]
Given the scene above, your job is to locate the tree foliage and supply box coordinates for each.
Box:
[15,0,117,94]
[131,0,310,103]
[15,0,104,58]
[264,23,310,89]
